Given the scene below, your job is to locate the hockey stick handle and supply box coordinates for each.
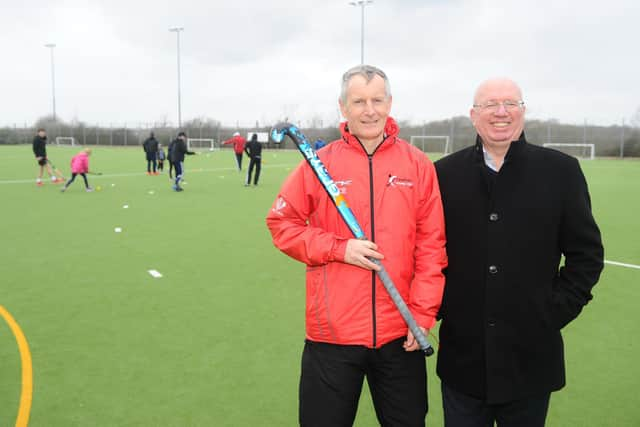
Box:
[371,258,433,355]
[271,122,434,357]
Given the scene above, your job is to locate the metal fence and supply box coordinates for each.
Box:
[1,119,638,157]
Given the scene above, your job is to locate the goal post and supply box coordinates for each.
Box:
[542,143,595,160]
[410,135,450,155]
[55,136,78,147]
[187,138,217,151]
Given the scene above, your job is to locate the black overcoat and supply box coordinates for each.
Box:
[434,134,604,404]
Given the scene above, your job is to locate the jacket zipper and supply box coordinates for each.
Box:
[355,134,388,349]
[368,154,377,348]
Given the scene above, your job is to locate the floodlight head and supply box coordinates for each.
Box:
[44,43,56,48]
[169,27,184,32]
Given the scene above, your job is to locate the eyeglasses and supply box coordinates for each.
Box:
[472,100,525,112]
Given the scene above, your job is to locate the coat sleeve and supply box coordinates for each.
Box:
[266,161,349,266]
[552,158,604,329]
[409,159,448,330]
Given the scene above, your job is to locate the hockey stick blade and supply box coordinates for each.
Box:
[271,122,435,357]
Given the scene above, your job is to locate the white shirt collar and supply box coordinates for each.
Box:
[482,145,499,172]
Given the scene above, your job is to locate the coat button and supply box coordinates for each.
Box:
[489,265,498,274]
[489,213,499,221]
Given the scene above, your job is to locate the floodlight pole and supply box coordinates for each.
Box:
[169,27,184,128]
[44,43,57,121]
[349,0,373,64]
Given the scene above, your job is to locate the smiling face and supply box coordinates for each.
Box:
[471,78,525,151]
[339,73,392,150]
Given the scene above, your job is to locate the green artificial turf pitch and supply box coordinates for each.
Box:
[0,145,638,426]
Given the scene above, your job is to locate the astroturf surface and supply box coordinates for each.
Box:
[0,145,638,426]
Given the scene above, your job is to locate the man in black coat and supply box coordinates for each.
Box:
[142,131,159,175]
[434,78,604,427]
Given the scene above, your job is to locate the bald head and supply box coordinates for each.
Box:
[473,78,523,105]
[470,77,526,160]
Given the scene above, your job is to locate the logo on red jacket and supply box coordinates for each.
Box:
[387,175,414,188]
[334,179,352,194]
[272,196,287,215]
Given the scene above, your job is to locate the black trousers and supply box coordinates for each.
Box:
[174,162,183,187]
[441,382,550,427]
[168,160,174,178]
[146,153,157,172]
[65,173,89,188]
[234,152,243,171]
[300,338,427,427]
[246,157,261,185]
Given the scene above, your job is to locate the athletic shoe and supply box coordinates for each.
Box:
[54,178,64,184]
[36,181,44,187]
[60,187,67,193]
[86,187,94,192]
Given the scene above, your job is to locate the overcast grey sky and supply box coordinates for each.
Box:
[1,0,638,128]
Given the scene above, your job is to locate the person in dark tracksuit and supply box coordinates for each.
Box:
[170,132,196,192]
[244,133,262,186]
[167,139,176,179]
[32,128,63,186]
[142,132,159,175]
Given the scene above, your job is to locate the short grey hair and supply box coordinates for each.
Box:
[340,65,391,104]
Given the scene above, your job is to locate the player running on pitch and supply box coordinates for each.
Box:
[32,128,64,186]
[244,133,262,186]
[61,148,94,192]
[222,131,247,171]
[170,132,196,192]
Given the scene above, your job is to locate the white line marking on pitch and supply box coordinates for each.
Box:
[605,259,640,270]
[148,270,163,278]
[0,163,297,185]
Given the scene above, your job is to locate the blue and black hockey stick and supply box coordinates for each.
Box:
[271,123,435,357]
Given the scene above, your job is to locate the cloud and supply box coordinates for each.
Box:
[1,0,638,127]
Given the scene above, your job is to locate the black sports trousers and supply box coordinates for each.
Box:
[441,382,550,427]
[299,337,427,427]
[246,157,261,185]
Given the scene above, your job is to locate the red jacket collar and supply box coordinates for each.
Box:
[340,117,400,151]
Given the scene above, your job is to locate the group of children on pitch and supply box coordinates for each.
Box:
[33,128,291,193]
[34,128,197,193]
[142,131,196,191]
[33,128,94,192]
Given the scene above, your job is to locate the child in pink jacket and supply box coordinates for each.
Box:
[61,149,93,192]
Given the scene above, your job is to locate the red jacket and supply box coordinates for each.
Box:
[266,117,447,348]
[70,152,89,174]
[222,135,246,154]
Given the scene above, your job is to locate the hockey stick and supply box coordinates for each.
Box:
[45,159,65,180]
[271,123,435,356]
[87,171,103,176]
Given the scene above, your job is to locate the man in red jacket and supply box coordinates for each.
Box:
[266,65,448,426]
[222,132,246,171]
